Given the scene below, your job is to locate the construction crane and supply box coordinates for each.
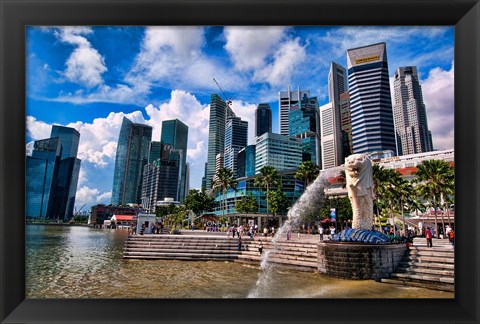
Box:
[212,77,232,107]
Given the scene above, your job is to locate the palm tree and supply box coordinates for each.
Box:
[254,166,280,216]
[373,165,399,232]
[212,167,238,221]
[391,176,414,236]
[414,160,454,238]
[295,161,320,187]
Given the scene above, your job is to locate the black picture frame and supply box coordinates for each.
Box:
[1,0,479,323]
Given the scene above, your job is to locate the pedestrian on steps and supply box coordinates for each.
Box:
[425,227,433,248]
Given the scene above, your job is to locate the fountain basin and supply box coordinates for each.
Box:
[317,242,406,280]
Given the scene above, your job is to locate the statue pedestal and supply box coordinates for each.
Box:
[317,242,407,280]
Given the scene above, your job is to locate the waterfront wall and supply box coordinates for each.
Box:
[317,243,407,280]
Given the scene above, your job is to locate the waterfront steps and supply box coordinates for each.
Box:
[123,234,252,261]
[236,238,319,271]
[381,246,454,292]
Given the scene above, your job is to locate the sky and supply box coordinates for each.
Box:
[26,26,455,212]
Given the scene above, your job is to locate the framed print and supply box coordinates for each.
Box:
[1,0,479,323]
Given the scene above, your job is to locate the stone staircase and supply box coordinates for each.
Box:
[236,238,319,272]
[123,234,252,261]
[381,238,454,292]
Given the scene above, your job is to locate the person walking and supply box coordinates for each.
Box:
[448,229,455,246]
[258,241,263,255]
[425,227,433,248]
[319,226,324,241]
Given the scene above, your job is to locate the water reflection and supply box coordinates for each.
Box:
[26,225,453,299]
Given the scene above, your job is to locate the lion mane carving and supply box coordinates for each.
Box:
[345,154,375,231]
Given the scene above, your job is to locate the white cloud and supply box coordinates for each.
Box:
[26,116,52,139]
[224,26,287,71]
[75,186,111,207]
[230,100,257,145]
[421,62,454,150]
[55,27,107,87]
[254,38,307,87]
[143,90,210,161]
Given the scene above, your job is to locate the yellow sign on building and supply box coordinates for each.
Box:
[355,55,380,64]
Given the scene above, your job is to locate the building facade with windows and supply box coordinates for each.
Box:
[327,62,348,166]
[224,116,248,178]
[339,92,353,159]
[205,94,235,190]
[288,96,321,165]
[255,103,272,137]
[279,87,310,136]
[161,119,189,202]
[111,117,152,206]
[347,42,397,155]
[392,66,434,155]
[254,132,302,174]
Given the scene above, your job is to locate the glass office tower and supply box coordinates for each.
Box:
[161,119,189,201]
[255,103,272,137]
[347,42,397,155]
[111,117,153,205]
[224,116,248,178]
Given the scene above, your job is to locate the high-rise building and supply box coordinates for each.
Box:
[347,42,397,155]
[255,103,272,137]
[201,162,207,191]
[393,66,434,155]
[224,116,248,178]
[327,62,348,166]
[50,126,81,219]
[111,117,152,206]
[161,119,189,202]
[205,94,235,190]
[319,102,336,169]
[339,92,353,159]
[288,96,321,165]
[237,145,256,178]
[141,145,179,213]
[279,87,310,136]
[26,126,81,220]
[254,132,302,173]
[148,141,162,163]
[213,152,225,184]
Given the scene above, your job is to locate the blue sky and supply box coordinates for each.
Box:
[26,26,455,211]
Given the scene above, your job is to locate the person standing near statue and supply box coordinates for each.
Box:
[319,226,324,241]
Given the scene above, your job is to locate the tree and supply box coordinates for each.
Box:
[295,161,320,187]
[414,160,454,238]
[212,167,238,219]
[184,189,214,216]
[254,166,280,216]
[268,189,289,217]
[235,193,258,214]
[391,176,414,236]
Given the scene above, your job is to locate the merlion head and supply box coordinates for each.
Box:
[345,154,370,178]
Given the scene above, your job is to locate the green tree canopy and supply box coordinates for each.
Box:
[268,189,289,216]
[235,193,258,214]
[295,161,320,187]
[184,189,214,215]
[254,166,280,215]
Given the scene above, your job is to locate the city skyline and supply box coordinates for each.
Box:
[26,26,454,211]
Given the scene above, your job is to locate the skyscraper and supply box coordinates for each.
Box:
[148,141,162,163]
[255,133,302,173]
[26,125,81,220]
[393,66,434,155]
[279,87,310,136]
[326,62,348,166]
[339,92,353,158]
[161,119,188,202]
[288,96,321,165]
[237,145,256,178]
[255,103,272,137]
[205,94,235,190]
[141,144,179,213]
[111,117,152,206]
[347,42,397,155]
[26,137,62,219]
[319,102,336,169]
[224,116,248,178]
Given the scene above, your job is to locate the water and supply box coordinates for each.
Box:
[26,224,453,299]
[248,169,336,297]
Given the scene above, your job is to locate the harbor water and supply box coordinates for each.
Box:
[26,225,453,299]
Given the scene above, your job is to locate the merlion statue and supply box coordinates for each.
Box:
[345,154,375,230]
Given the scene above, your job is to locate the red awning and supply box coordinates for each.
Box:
[112,215,136,221]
